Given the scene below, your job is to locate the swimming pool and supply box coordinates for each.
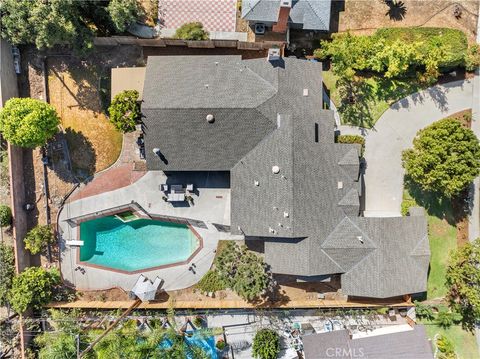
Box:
[79,215,200,272]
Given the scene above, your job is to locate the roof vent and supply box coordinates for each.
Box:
[272,165,280,174]
[206,114,215,123]
[267,48,281,62]
[254,180,259,186]
[357,236,364,244]
[303,88,309,96]
[152,148,161,155]
[337,181,343,189]
[214,61,219,66]
[269,227,276,234]
[204,84,209,88]
[278,223,283,227]
[284,212,289,218]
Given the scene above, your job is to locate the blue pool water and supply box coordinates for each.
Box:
[160,333,217,359]
[79,216,198,271]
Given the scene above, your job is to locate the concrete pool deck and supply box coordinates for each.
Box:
[58,170,240,291]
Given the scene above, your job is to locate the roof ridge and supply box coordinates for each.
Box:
[305,0,327,29]
[410,234,430,256]
[242,0,264,18]
[243,65,278,106]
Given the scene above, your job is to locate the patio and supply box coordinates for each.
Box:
[58,171,238,291]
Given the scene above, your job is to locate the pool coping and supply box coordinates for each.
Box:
[74,207,204,275]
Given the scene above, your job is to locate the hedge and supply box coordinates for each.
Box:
[336,135,365,152]
[375,27,468,69]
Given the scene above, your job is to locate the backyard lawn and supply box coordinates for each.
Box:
[48,60,122,179]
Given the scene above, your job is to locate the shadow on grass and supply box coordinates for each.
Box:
[64,128,97,183]
[404,177,469,226]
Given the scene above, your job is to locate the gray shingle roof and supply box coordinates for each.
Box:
[303,326,434,359]
[141,54,429,298]
[241,0,332,31]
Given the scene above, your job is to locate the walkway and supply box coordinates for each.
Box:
[340,79,474,216]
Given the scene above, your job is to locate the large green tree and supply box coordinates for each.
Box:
[0,98,60,148]
[215,241,274,301]
[0,0,142,52]
[402,118,480,197]
[0,242,15,306]
[9,267,61,313]
[445,239,480,330]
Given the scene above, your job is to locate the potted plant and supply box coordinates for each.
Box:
[216,339,226,351]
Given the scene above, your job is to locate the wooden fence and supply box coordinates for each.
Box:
[94,36,285,51]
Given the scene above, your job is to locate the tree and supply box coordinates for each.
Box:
[445,238,480,330]
[107,0,142,33]
[402,119,480,197]
[252,329,280,359]
[24,225,54,255]
[0,204,12,227]
[174,22,209,41]
[214,241,274,301]
[435,306,461,329]
[0,98,60,148]
[108,90,140,133]
[0,243,15,306]
[9,267,61,313]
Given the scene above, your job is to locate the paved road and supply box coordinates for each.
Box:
[340,79,474,216]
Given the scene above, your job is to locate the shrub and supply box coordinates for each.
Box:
[197,270,226,293]
[9,267,61,313]
[402,119,480,197]
[414,301,434,321]
[216,339,226,350]
[0,98,59,148]
[336,134,365,153]
[108,90,140,133]
[436,335,456,358]
[464,44,480,71]
[24,225,55,255]
[107,0,142,33]
[436,307,461,329]
[174,22,209,41]
[446,239,480,330]
[0,205,12,227]
[252,329,280,359]
[0,243,15,306]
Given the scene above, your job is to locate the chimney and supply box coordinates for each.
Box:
[272,0,291,33]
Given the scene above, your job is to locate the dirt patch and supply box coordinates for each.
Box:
[447,109,473,127]
[338,0,478,42]
[78,287,130,302]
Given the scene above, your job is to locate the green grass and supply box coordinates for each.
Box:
[401,189,457,299]
[323,70,425,127]
[419,320,478,359]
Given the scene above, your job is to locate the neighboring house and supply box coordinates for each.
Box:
[141,51,430,299]
[302,325,434,359]
[241,0,332,33]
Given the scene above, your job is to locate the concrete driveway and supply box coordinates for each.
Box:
[341,79,474,216]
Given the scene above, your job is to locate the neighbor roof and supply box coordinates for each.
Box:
[241,0,332,31]
[302,326,434,359]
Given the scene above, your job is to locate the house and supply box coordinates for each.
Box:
[241,0,332,34]
[141,52,430,299]
[302,325,434,359]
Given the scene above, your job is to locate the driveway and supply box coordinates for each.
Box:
[340,79,474,216]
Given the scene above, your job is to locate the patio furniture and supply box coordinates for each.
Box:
[186,184,194,191]
[66,240,84,246]
[167,185,186,202]
[160,184,169,192]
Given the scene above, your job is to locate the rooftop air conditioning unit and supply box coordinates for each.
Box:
[254,23,266,35]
